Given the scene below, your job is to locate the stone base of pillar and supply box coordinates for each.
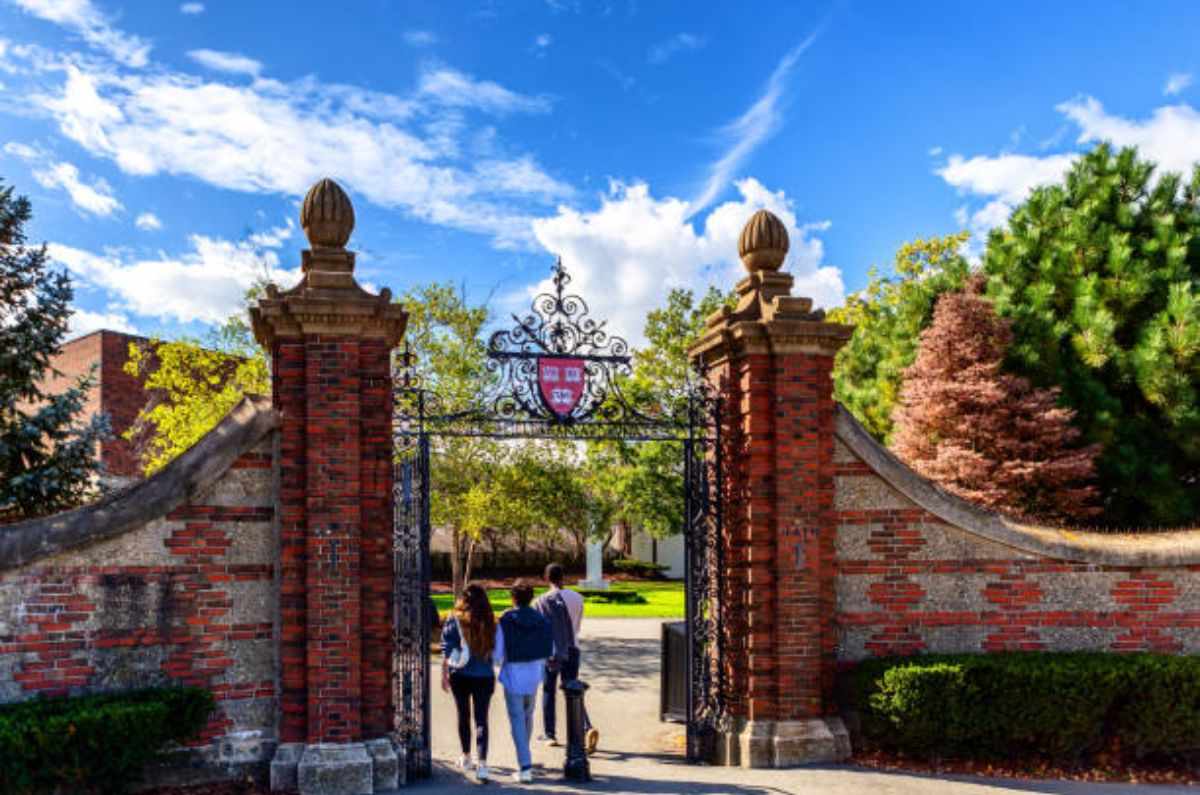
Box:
[271,739,403,794]
[715,717,851,768]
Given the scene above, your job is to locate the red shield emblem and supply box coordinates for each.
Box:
[538,357,586,419]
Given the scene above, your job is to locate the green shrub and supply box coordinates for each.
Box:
[850,653,1200,763]
[0,686,215,795]
[610,558,669,579]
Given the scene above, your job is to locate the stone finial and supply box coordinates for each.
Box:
[738,209,789,272]
[301,178,355,249]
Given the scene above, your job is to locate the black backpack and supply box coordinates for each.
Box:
[537,591,576,663]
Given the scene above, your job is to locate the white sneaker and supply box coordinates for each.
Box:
[475,763,489,782]
[457,753,470,769]
[520,768,534,783]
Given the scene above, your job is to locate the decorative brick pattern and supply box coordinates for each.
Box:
[0,443,278,746]
[833,442,1200,663]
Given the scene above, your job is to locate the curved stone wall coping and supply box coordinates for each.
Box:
[834,404,1200,566]
[0,396,280,572]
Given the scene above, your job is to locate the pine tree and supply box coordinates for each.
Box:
[983,144,1200,525]
[0,180,110,520]
[891,280,1101,522]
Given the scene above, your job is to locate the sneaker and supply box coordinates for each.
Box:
[475,763,489,782]
[585,727,600,755]
[457,753,471,769]
[520,768,534,783]
[538,733,559,747]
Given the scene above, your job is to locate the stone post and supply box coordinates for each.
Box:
[580,540,609,590]
[689,210,853,768]
[251,179,407,794]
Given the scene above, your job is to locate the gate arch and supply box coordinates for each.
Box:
[391,260,727,778]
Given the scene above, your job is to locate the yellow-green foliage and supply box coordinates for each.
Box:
[828,232,972,442]
[124,332,268,475]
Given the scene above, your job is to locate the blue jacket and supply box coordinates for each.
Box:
[440,614,495,678]
[498,606,552,663]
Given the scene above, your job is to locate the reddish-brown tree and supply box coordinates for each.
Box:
[891,278,1101,522]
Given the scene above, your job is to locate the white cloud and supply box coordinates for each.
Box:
[417,67,551,114]
[187,49,262,77]
[3,141,39,160]
[1058,96,1200,178]
[532,33,552,55]
[691,29,820,213]
[33,161,122,216]
[12,0,150,67]
[403,30,437,47]
[647,32,705,65]
[1164,72,1192,97]
[936,153,1075,205]
[179,2,204,14]
[68,307,135,336]
[529,177,842,347]
[928,146,942,157]
[134,211,161,230]
[49,222,298,324]
[937,94,1200,245]
[32,58,566,248]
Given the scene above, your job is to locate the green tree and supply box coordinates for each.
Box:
[982,144,1200,525]
[400,282,500,593]
[589,286,732,542]
[124,292,269,474]
[829,232,972,441]
[0,180,110,519]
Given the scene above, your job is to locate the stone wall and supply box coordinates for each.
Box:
[0,396,281,786]
[832,404,1200,663]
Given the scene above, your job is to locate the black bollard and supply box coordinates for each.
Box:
[562,678,591,782]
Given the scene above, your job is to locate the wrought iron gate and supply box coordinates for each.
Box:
[392,261,725,776]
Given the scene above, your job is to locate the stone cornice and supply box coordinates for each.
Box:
[0,396,280,572]
[834,404,1200,566]
[250,249,407,349]
[689,270,853,367]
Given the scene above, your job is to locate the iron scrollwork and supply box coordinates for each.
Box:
[392,258,726,767]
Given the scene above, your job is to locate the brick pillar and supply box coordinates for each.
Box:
[690,210,852,768]
[251,179,406,794]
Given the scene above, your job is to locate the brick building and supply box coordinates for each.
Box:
[34,329,152,481]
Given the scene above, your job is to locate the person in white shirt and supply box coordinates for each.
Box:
[495,580,552,784]
[533,563,597,753]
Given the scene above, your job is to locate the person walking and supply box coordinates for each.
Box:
[533,563,599,754]
[440,582,497,782]
[495,579,553,784]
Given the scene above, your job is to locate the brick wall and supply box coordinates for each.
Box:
[831,405,1200,663]
[24,330,153,479]
[0,397,280,783]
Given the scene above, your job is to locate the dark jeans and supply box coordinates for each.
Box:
[449,672,494,760]
[542,646,590,739]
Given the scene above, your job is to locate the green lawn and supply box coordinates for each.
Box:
[431,580,684,619]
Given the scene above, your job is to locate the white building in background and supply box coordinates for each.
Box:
[627,531,685,580]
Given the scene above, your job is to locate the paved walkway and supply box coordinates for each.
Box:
[401,618,1188,794]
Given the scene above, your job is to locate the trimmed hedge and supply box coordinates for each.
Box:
[0,686,215,795]
[850,653,1200,762]
[610,558,669,579]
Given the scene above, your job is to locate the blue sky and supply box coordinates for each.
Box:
[2,0,1199,346]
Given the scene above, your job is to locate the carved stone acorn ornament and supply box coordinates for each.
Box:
[301,177,355,249]
[738,208,790,272]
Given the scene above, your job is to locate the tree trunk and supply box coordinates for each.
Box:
[450,529,465,596]
[462,538,478,588]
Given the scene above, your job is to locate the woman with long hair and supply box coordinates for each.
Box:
[441,582,497,782]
